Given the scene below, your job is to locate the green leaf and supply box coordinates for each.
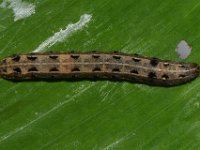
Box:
[0,0,200,149]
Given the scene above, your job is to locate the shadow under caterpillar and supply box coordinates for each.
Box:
[0,51,199,86]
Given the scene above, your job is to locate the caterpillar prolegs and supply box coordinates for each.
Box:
[0,51,199,86]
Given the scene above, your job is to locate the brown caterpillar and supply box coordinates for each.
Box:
[0,51,199,86]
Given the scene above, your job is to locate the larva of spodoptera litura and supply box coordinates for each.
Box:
[0,51,199,86]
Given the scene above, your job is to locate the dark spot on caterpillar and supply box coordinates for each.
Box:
[13,67,21,74]
[49,55,58,60]
[12,55,20,62]
[112,68,120,72]
[162,74,169,80]
[93,67,101,72]
[71,67,80,72]
[163,63,169,67]
[49,67,59,72]
[148,72,157,79]
[2,68,7,72]
[28,67,38,72]
[27,56,37,61]
[71,55,80,60]
[179,65,186,69]
[113,55,121,60]
[92,55,100,59]
[131,70,139,74]
[132,57,141,62]
[150,58,159,67]
[179,74,186,78]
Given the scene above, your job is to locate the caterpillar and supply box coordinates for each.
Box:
[0,51,199,86]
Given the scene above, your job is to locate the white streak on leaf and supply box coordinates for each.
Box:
[33,14,92,53]
[0,0,36,21]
